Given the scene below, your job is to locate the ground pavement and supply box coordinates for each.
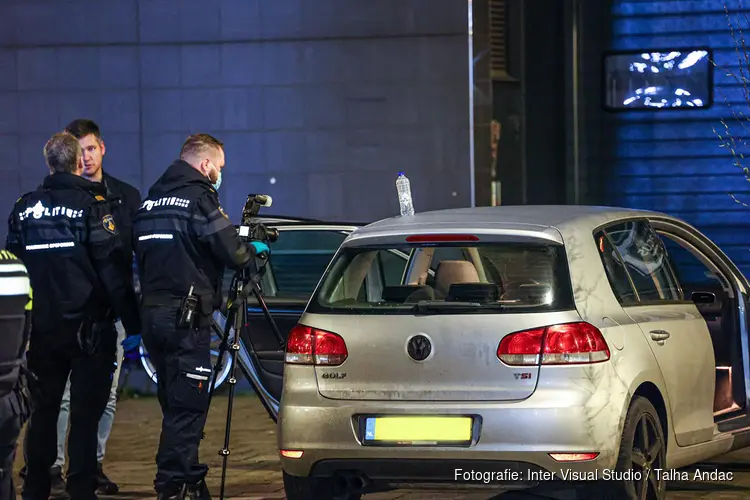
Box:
[12,393,750,499]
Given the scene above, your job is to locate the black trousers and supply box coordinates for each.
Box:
[0,389,24,500]
[22,322,116,500]
[141,305,211,494]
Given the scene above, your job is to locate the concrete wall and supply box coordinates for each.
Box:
[0,0,471,243]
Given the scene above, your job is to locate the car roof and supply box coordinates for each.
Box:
[347,205,668,243]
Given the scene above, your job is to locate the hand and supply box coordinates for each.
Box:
[121,334,142,353]
[250,241,270,258]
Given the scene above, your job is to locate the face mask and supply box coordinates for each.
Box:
[212,170,222,191]
[204,161,222,191]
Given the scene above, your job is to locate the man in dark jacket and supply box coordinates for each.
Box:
[7,132,141,500]
[47,118,142,495]
[134,133,269,499]
[18,119,142,498]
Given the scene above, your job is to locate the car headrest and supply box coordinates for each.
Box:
[434,260,480,294]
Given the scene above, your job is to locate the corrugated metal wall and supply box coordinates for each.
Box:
[609,0,750,278]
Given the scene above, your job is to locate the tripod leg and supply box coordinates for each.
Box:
[251,285,285,346]
[201,308,233,441]
[218,315,242,500]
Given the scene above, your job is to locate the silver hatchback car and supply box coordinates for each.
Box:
[271,206,750,500]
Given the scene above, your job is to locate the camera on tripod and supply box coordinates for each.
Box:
[206,192,287,500]
[237,194,279,244]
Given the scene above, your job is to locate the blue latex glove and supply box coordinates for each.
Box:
[251,241,270,257]
[121,334,142,353]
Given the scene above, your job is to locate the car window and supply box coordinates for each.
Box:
[602,220,682,303]
[309,242,575,315]
[378,250,409,286]
[217,228,350,307]
[594,232,639,305]
[659,235,724,289]
[265,229,349,298]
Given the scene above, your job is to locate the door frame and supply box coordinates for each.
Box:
[215,223,360,422]
[649,216,750,418]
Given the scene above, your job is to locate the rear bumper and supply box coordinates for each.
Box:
[276,364,630,482]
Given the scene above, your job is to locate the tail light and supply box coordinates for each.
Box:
[497,322,609,365]
[549,452,599,462]
[285,324,348,366]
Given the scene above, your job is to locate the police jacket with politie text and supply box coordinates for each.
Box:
[5,172,141,336]
[133,160,256,308]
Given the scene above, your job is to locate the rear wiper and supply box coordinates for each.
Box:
[410,300,503,314]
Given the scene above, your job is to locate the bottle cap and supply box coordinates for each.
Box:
[398,171,404,176]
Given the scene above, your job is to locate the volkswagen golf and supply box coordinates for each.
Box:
[242,205,750,500]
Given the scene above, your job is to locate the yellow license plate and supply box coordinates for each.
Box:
[363,416,473,444]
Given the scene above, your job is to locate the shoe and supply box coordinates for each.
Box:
[95,462,119,495]
[157,484,186,500]
[50,466,70,500]
[186,480,211,500]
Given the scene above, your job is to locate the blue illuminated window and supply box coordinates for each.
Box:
[602,48,713,111]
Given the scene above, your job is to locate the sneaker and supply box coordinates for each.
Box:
[49,466,70,500]
[186,480,211,500]
[95,462,119,495]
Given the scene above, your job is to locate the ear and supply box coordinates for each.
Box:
[99,139,106,157]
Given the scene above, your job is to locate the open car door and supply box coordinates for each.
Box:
[213,222,360,421]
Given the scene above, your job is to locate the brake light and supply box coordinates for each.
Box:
[497,322,609,365]
[285,324,348,366]
[405,234,480,243]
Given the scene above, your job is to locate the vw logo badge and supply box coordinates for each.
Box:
[407,334,432,362]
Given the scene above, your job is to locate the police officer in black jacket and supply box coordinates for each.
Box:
[6,132,141,500]
[0,250,33,500]
[133,133,269,500]
[64,118,142,494]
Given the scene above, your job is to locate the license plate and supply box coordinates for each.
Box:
[362,416,473,445]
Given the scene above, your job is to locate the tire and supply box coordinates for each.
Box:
[589,395,667,500]
[282,471,362,500]
[138,326,232,391]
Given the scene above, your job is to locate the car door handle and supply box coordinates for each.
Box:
[649,330,670,341]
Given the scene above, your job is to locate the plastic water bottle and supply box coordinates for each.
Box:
[396,172,415,216]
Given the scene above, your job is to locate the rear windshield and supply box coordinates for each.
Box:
[307,242,575,315]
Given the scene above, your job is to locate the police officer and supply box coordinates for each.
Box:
[6,132,141,500]
[133,133,269,500]
[60,117,143,494]
[0,250,32,500]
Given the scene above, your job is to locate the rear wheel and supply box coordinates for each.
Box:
[282,471,362,500]
[594,395,666,500]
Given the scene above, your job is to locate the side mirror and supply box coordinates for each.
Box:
[691,291,716,304]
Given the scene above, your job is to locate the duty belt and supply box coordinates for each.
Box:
[142,293,213,313]
[141,294,184,308]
